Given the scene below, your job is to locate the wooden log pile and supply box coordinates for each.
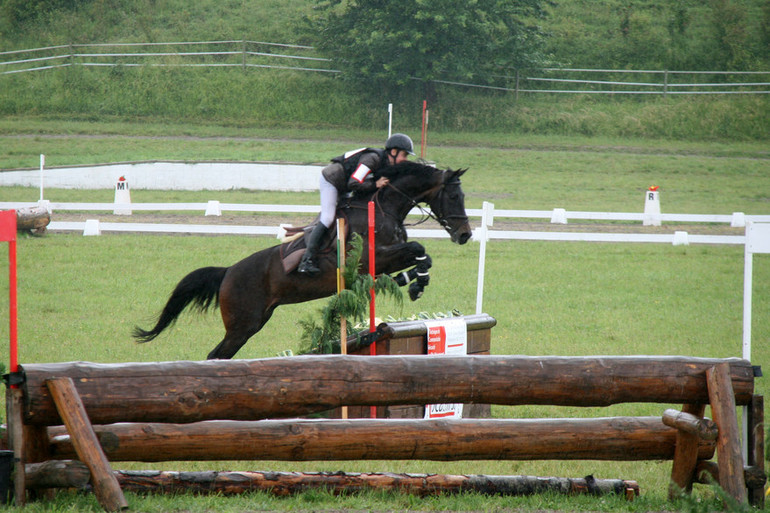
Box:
[14,206,50,235]
[4,353,764,512]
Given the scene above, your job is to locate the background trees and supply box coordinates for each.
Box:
[306,0,550,100]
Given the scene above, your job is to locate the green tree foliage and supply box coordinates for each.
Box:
[543,0,769,71]
[298,234,403,355]
[1,0,81,30]
[306,0,551,99]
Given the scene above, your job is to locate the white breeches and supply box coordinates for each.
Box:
[319,175,338,228]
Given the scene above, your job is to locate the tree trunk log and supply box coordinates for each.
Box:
[112,470,639,498]
[19,356,755,426]
[662,408,717,440]
[668,404,706,499]
[25,460,90,489]
[706,363,747,504]
[47,417,715,463]
[746,395,765,508]
[15,207,50,234]
[45,378,127,512]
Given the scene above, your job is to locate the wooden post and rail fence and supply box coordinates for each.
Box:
[2,315,765,511]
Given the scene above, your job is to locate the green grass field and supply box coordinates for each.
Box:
[1,127,769,510]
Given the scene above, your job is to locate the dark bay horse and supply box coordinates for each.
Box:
[133,161,472,359]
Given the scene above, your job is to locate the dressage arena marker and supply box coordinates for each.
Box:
[643,186,661,226]
[112,177,131,216]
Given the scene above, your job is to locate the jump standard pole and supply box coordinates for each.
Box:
[368,201,376,419]
[0,210,17,385]
[337,218,348,419]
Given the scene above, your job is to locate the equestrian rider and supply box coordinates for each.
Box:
[297,133,415,276]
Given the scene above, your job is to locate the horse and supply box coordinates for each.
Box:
[132,161,472,359]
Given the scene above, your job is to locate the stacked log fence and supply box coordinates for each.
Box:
[2,316,764,511]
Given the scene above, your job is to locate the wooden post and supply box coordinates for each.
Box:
[706,363,747,504]
[746,395,765,508]
[667,404,706,498]
[6,388,26,506]
[337,217,347,419]
[46,378,127,512]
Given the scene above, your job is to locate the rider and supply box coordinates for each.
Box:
[297,133,415,277]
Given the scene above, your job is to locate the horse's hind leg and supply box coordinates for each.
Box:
[213,301,276,360]
[207,304,276,359]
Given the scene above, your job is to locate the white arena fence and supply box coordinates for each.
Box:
[1,200,765,246]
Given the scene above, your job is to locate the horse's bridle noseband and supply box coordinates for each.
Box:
[381,170,466,231]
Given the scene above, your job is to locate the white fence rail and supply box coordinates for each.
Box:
[3,200,766,245]
[2,40,768,95]
[3,200,769,226]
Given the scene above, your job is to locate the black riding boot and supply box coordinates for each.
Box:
[297,223,329,277]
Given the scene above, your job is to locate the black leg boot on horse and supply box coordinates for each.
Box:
[297,222,329,277]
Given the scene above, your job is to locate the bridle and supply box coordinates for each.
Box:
[377,170,466,231]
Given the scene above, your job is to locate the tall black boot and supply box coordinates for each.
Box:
[297,223,329,277]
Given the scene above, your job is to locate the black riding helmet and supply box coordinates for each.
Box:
[385,133,415,155]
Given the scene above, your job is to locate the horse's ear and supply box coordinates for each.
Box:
[450,168,467,178]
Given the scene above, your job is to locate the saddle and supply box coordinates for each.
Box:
[280,209,350,274]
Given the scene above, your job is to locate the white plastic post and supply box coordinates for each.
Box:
[387,103,393,138]
[731,212,746,228]
[83,219,101,236]
[39,154,45,201]
[475,201,494,315]
[277,224,293,240]
[741,222,770,459]
[551,208,567,224]
[672,231,689,246]
[643,189,661,226]
[113,176,132,215]
[205,200,221,216]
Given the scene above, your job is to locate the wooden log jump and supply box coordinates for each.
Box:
[47,417,715,462]
[19,355,756,425]
[6,352,763,511]
[111,470,640,499]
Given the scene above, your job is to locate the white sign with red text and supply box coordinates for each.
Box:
[424,317,467,419]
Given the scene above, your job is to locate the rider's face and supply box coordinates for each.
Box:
[389,149,410,165]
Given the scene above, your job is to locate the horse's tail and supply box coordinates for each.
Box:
[132,266,228,343]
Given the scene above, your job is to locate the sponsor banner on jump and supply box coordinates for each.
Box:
[424,317,467,419]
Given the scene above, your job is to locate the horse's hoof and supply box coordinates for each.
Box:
[408,283,424,301]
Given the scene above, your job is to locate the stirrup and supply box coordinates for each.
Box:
[298,259,320,277]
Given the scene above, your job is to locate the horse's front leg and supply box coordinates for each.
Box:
[376,241,432,301]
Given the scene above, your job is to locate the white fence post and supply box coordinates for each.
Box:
[475,201,494,315]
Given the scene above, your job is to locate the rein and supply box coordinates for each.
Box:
[381,170,461,230]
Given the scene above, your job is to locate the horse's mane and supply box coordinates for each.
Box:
[377,160,439,182]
